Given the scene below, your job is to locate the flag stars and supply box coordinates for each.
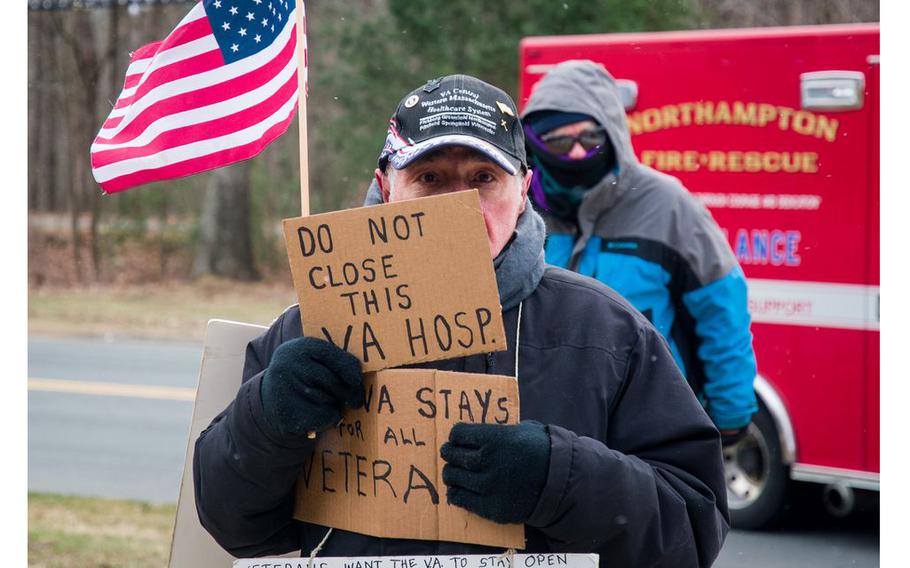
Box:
[253,0,261,3]
[230,43,239,52]
[277,13,282,21]
[229,5,238,15]
[222,21,231,30]
[254,34,262,43]
[246,11,255,20]
[262,17,268,26]
[238,28,247,36]
[212,0,221,7]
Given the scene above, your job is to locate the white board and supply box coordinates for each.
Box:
[168,319,297,567]
[232,553,599,568]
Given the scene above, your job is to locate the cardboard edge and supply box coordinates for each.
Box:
[167,319,268,568]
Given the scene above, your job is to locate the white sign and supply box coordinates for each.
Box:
[233,553,599,568]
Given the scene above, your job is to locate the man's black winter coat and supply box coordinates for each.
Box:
[194,266,730,567]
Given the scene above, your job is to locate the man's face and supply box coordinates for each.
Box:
[377,146,530,258]
[541,120,601,160]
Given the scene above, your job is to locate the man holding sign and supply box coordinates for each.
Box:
[195,75,729,567]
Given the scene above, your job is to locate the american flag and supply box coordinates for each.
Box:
[90,0,305,193]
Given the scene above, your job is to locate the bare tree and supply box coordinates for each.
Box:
[34,7,117,282]
[192,161,260,281]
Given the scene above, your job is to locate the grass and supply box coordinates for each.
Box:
[28,277,298,341]
[28,492,176,568]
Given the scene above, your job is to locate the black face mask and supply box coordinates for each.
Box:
[526,123,618,188]
[530,173,588,219]
[532,143,615,188]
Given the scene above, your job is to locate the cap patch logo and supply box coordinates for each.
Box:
[496,101,515,117]
[423,78,442,93]
[404,95,419,108]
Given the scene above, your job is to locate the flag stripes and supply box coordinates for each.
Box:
[91,0,303,193]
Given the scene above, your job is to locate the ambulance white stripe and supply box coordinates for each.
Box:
[747,278,879,331]
[93,89,298,183]
[92,54,297,152]
[98,13,295,140]
[116,35,221,103]
[525,64,556,75]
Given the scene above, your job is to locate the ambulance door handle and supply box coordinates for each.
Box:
[800,70,865,111]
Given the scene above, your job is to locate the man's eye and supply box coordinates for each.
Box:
[475,172,495,184]
[418,172,438,184]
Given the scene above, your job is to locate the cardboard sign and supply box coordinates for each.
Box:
[283,190,507,372]
[293,369,523,549]
[233,553,600,568]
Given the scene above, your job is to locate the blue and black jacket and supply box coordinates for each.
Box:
[522,61,758,429]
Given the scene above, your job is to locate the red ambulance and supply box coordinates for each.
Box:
[519,23,879,528]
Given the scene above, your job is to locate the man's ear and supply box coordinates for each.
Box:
[375,168,390,203]
[518,170,532,214]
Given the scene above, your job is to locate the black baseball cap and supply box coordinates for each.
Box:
[377,74,528,175]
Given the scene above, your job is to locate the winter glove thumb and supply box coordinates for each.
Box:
[259,336,365,439]
[440,420,550,525]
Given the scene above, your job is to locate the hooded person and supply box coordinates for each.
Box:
[521,60,758,443]
[195,74,730,567]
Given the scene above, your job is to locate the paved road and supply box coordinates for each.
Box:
[27,336,879,566]
[28,336,201,503]
[716,507,878,567]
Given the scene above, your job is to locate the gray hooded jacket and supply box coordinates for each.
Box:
[523,60,758,430]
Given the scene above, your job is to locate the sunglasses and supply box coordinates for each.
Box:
[540,127,608,156]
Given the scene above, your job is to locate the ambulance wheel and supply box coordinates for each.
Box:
[724,403,789,529]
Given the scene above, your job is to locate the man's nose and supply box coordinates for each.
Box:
[446,180,473,193]
[567,141,587,160]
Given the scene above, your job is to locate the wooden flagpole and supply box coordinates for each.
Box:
[296,0,316,440]
[295,0,310,217]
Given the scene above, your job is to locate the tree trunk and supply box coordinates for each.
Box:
[158,192,171,280]
[27,14,41,210]
[73,9,100,281]
[192,161,260,281]
[47,11,84,282]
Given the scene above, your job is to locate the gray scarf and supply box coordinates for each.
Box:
[364,180,546,311]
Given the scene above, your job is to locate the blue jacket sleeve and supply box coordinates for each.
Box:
[682,265,758,429]
[193,310,314,558]
[527,324,730,568]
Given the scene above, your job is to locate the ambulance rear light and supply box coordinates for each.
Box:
[800,71,865,111]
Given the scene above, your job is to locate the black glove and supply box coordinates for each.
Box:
[720,426,750,448]
[440,420,551,525]
[259,337,365,438]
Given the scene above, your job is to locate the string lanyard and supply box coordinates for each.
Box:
[514,301,523,381]
[307,527,333,566]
